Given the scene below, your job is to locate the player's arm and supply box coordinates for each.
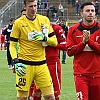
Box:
[10,21,26,76]
[46,32,58,46]
[53,25,67,50]
[10,38,18,59]
[87,37,100,55]
[55,43,66,50]
[31,30,58,46]
[66,26,86,57]
[10,21,19,59]
[44,17,58,46]
[82,29,100,55]
[32,19,58,46]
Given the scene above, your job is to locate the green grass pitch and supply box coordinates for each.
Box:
[0,50,77,100]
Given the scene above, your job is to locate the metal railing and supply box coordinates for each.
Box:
[0,0,17,16]
[0,0,69,29]
[0,0,24,29]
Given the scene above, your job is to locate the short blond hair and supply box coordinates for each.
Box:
[24,0,37,5]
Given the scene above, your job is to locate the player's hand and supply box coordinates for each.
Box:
[32,32,47,41]
[13,58,27,76]
[15,63,27,77]
[32,32,44,41]
[83,30,90,44]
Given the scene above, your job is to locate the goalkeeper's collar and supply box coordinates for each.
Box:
[26,15,36,21]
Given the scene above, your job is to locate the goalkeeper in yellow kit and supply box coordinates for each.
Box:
[9,0,57,100]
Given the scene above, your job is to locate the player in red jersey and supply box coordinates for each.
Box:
[0,26,7,50]
[0,34,5,50]
[66,2,100,100]
[28,23,67,100]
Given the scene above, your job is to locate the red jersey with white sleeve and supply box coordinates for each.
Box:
[66,20,100,77]
[45,24,66,96]
[46,24,66,63]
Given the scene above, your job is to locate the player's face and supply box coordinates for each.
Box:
[24,0,37,19]
[11,19,15,25]
[80,5,95,24]
[60,20,65,26]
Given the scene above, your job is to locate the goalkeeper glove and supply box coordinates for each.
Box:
[32,32,47,41]
[13,58,27,77]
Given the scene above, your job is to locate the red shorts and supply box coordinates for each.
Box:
[74,75,100,100]
[34,59,61,96]
[1,34,5,43]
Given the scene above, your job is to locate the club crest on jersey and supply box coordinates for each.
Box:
[59,29,63,33]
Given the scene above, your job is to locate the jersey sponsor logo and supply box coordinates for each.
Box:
[83,44,93,51]
[76,35,83,38]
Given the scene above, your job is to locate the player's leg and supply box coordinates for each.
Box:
[89,77,100,100]
[33,62,61,100]
[1,35,3,50]
[62,50,66,64]
[2,35,5,50]
[48,61,61,100]
[1,43,2,50]
[17,90,28,100]
[33,85,42,100]
[6,42,13,69]
[16,65,33,100]
[32,81,54,100]
[4,42,6,50]
[35,64,55,100]
[33,83,56,100]
[1,34,4,50]
[41,85,55,100]
[74,75,89,100]
[6,42,10,65]
[28,81,34,100]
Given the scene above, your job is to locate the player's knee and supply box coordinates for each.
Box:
[33,92,42,97]
[40,85,54,96]
[44,94,55,100]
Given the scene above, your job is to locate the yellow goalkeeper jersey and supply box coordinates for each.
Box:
[10,14,57,61]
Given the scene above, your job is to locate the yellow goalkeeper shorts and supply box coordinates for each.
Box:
[16,63,52,92]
